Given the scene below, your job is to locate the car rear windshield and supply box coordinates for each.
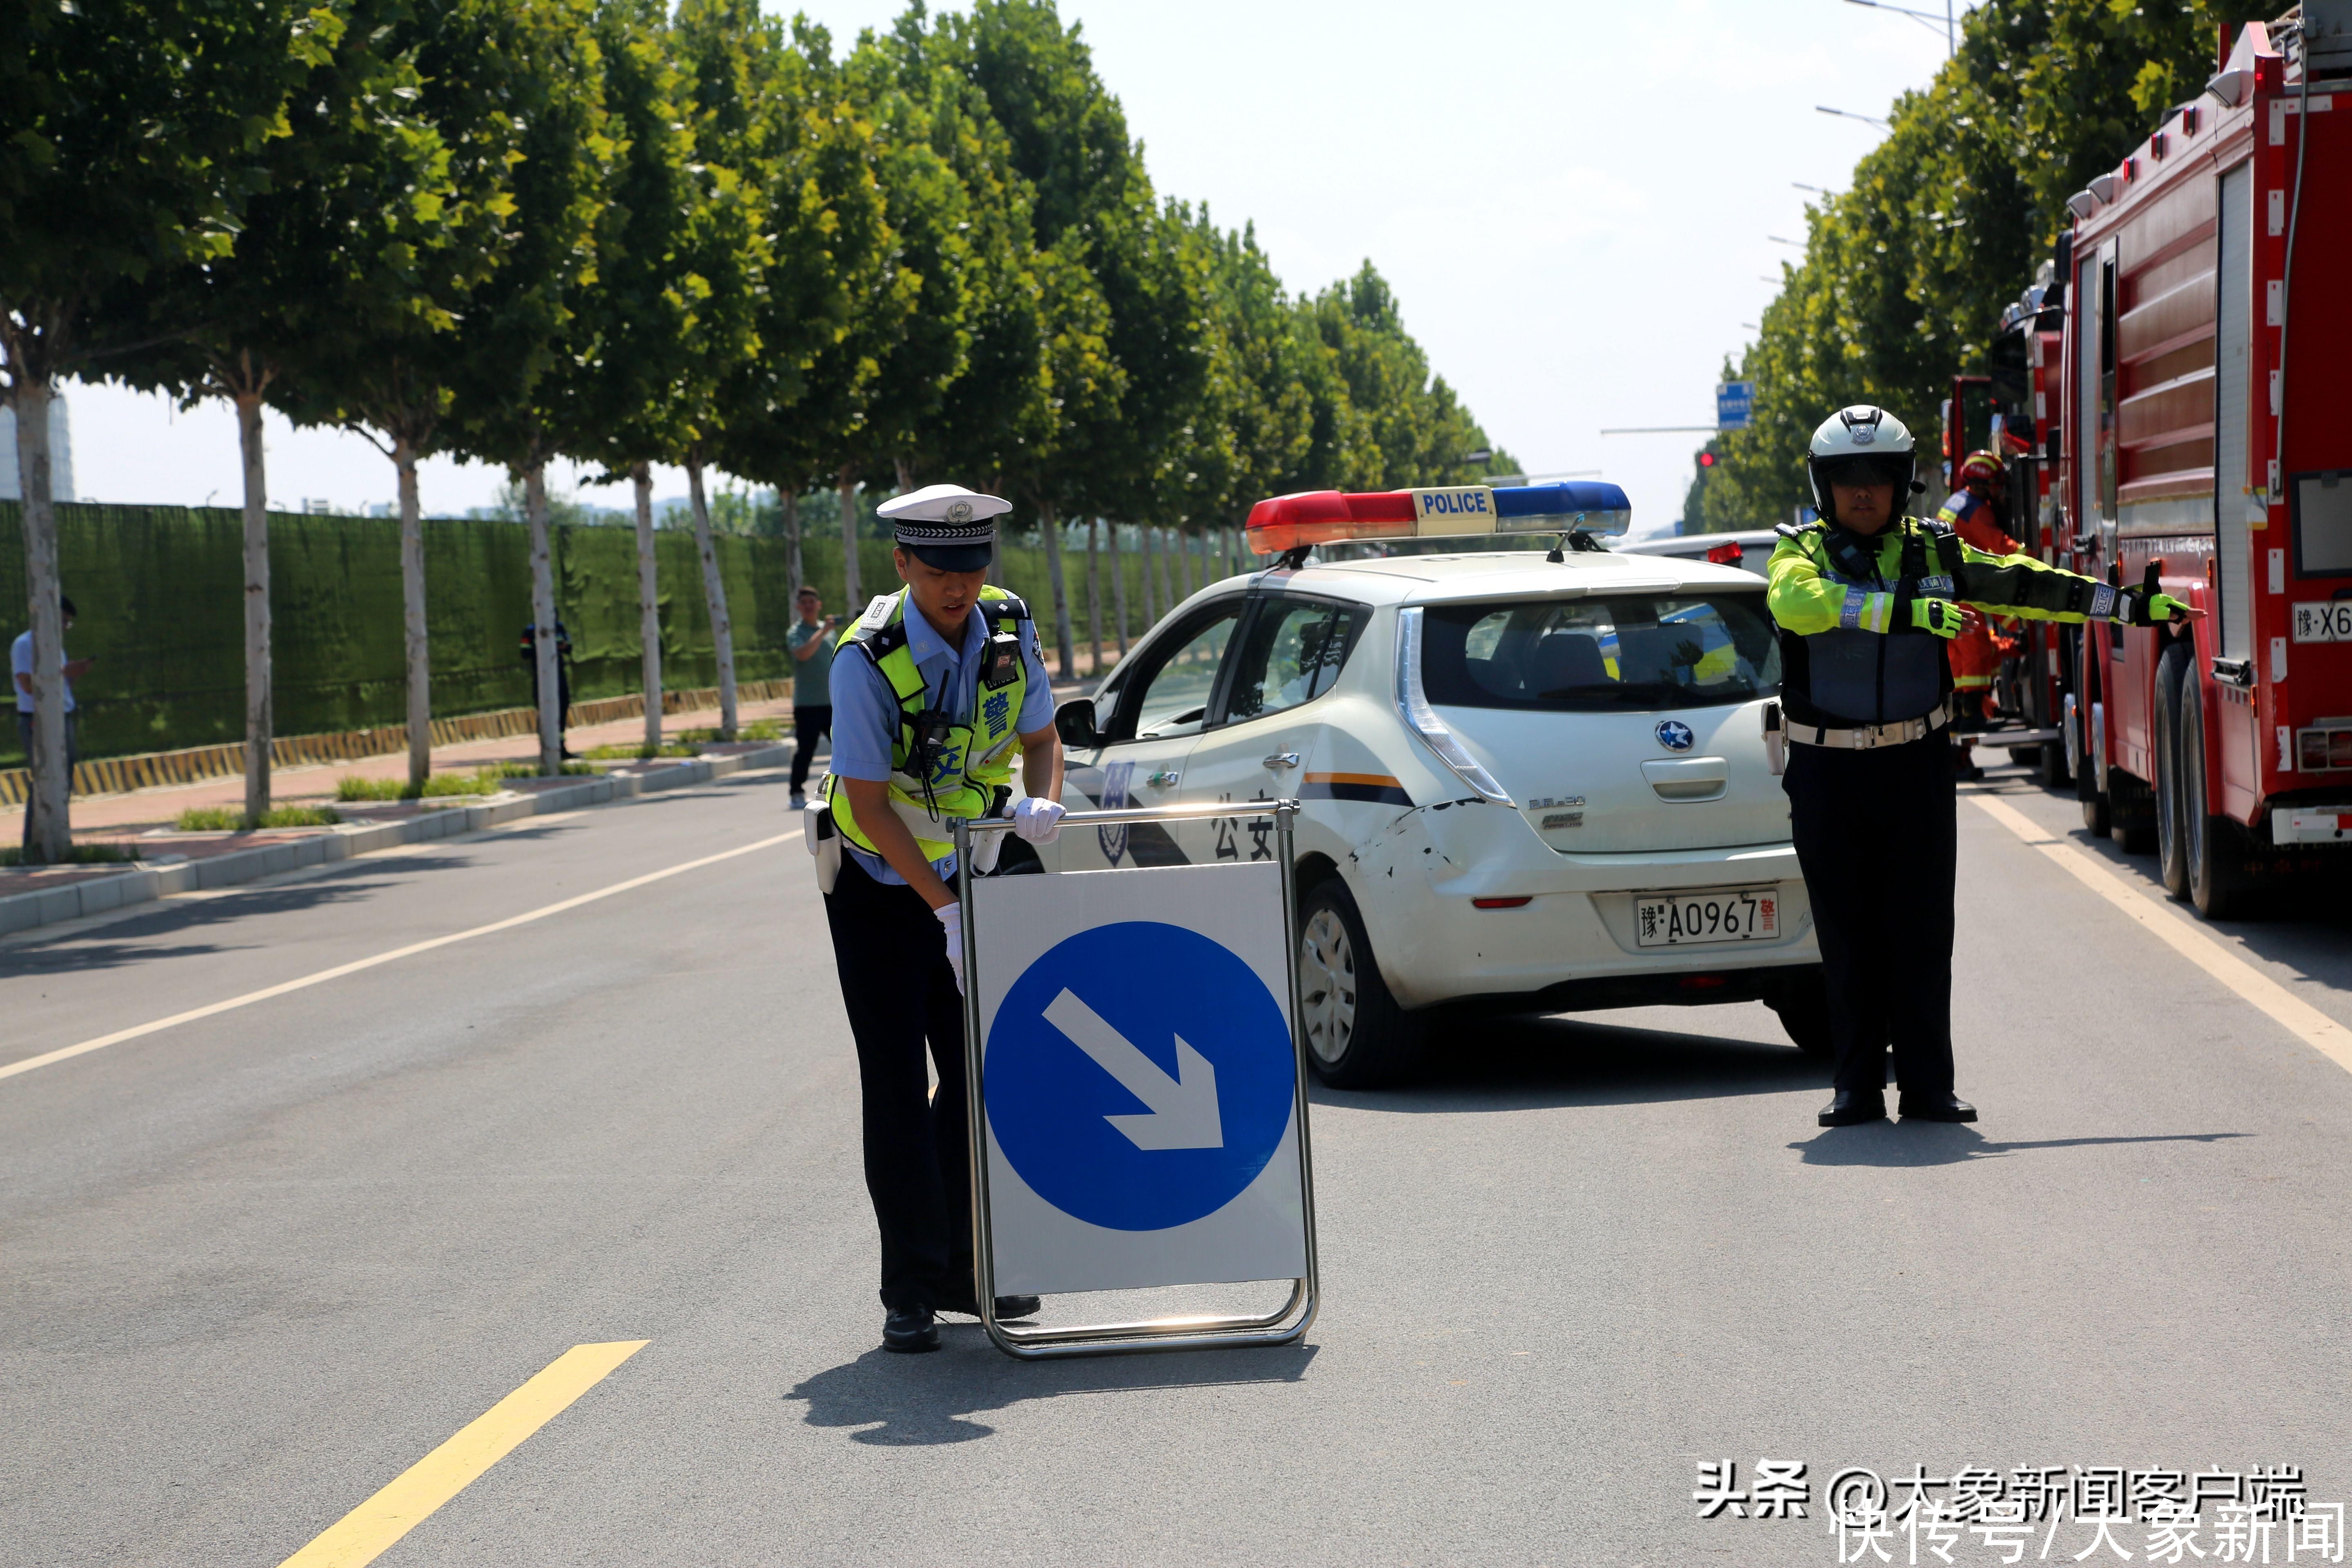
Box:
[1420,594,1780,712]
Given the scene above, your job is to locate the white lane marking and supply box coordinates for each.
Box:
[0,829,801,1084]
[1041,989,1224,1150]
[1967,792,2352,1074]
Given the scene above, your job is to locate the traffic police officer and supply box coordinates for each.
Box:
[813,483,1065,1352]
[1768,406,2192,1128]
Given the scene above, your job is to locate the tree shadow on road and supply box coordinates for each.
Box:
[1788,1123,2250,1166]
[1314,1013,1823,1115]
[0,862,473,976]
[784,1338,1319,1447]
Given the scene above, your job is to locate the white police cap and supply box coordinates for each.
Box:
[878,484,1009,569]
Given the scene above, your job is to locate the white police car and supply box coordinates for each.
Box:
[1038,482,1827,1087]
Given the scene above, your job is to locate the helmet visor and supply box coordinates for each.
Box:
[1814,453,1911,491]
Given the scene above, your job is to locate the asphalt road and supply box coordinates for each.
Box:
[5,760,2350,1568]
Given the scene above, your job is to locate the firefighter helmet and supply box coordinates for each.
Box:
[1806,405,1920,523]
[1958,449,2005,492]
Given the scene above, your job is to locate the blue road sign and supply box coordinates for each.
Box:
[986,921,1295,1232]
[1717,381,1755,431]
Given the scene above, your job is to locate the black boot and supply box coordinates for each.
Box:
[1899,1091,1978,1122]
[1818,1089,1888,1127]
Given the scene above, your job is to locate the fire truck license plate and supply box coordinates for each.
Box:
[1635,888,1779,947]
[2292,601,2352,643]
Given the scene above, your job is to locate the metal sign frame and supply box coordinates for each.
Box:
[953,799,1320,1359]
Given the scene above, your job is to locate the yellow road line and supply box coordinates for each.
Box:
[0,829,801,1083]
[278,1340,648,1568]
[1967,792,2352,1073]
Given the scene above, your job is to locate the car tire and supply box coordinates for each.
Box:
[1766,968,1835,1061]
[1296,878,1421,1088]
[2153,642,2191,898]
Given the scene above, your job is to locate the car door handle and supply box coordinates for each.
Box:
[1146,769,1180,787]
[1263,752,1301,769]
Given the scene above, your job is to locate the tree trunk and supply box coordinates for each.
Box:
[1085,518,1102,677]
[634,462,662,753]
[1180,526,1198,600]
[12,378,69,863]
[894,455,915,493]
[526,464,563,777]
[688,456,737,739]
[397,433,430,792]
[1037,498,1077,677]
[782,486,804,604]
[1138,523,1157,626]
[837,470,862,608]
[236,389,272,822]
[1107,519,1129,657]
[1151,525,1173,620]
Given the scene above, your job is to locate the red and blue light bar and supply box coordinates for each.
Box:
[1245,481,1632,555]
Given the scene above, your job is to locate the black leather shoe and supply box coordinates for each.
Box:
[882,1305,940,1353]
[934,1293,1042,1321]
[1818,1089,1888,1127]
[1900,1091,1978,1122]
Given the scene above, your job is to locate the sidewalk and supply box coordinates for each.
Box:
[0,697,805,918]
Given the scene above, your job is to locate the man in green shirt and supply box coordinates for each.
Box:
[788,587,837,805]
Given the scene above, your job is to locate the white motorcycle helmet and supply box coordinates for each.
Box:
[1806,404,1925,524]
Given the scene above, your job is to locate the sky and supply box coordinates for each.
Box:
[55,0,1965,541]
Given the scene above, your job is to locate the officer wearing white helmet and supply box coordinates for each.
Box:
[808,483,1065,1352]
[1768,405,2192,1129]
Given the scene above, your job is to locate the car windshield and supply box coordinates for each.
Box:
[1420,594,1780,712]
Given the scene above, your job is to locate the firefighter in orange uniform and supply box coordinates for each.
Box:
[1936,451,2020,777]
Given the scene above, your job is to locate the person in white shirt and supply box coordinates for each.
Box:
[13,594,91,851]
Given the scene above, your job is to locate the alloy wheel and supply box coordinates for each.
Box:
[1298,907,1358,1068]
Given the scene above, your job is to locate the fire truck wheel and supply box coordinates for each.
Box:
[2180,673,2249,920]
[2037,737,2071,789]
[1767,969,1835,1061]
[2109,774,2158,855]
[1297,878,1423,1089]
[2154,643,2193,899]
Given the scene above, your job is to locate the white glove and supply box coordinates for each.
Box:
[1011,796,1066,844]
[934,900,966,994]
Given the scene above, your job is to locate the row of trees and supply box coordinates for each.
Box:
[1,0,1504,862]
[1686,0,2257,532]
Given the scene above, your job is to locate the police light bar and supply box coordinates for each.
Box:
[1245,481,1631,555]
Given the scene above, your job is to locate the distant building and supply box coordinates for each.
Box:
[0,393,76,502]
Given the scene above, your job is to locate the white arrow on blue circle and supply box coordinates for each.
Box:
[1042,989,1224,1151]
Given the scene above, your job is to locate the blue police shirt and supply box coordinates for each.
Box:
[828,591,1056,885]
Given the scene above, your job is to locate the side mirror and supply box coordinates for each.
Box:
[1054,697,1102,749]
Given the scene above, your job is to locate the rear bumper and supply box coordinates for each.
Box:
[2272,807,2352,844]
[1340,806,1821,1008]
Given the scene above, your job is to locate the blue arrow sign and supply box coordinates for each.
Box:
[985,921,1295,1232]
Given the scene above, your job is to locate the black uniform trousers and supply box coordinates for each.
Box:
[1782,731,1958,1096]
[822,853,973,1312]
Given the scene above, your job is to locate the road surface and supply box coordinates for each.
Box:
[4,761,2349,1566]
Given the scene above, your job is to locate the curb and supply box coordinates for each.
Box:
[0,743,794,939]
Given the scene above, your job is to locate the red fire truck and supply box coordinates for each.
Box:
[1960,14,2352,918]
